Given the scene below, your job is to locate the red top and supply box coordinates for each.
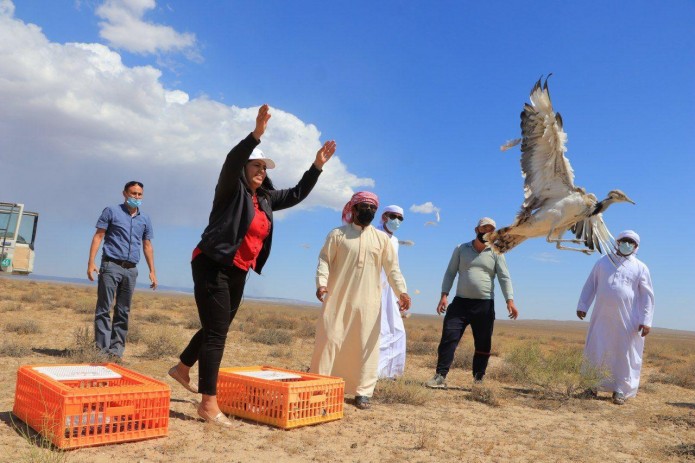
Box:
[192,195,270,271]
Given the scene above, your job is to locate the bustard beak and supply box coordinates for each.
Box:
[625,196,636,205]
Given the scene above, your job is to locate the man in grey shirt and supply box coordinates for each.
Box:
[426,217,519,388]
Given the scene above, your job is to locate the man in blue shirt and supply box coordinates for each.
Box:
[426,217,518,388]
[87,181,157,359]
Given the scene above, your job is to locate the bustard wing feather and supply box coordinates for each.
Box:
[519,78,575,209]
[571,214,619,265]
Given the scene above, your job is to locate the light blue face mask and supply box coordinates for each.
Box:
[618,241,635,256]
[385,218,402,233]
[126,197,142,208]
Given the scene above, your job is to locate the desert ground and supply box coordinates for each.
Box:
[0,277,693,463]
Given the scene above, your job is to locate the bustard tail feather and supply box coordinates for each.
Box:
[485,227,527,254]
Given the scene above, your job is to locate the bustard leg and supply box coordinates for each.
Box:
[545,227,595,255]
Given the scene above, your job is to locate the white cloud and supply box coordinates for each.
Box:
[96,0,199,58]
[532,252,562,264]
[410,201,441,222]
[0,4,373,226]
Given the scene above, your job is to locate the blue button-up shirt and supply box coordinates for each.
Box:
[96,204,153,264]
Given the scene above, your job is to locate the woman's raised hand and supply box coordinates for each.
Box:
[252,104,271,141]
[314,140,337,170]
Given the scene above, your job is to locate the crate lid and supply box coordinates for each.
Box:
[234,370,303,381]
[33,365,122,381]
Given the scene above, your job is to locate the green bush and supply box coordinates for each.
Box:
[502,343,609,398]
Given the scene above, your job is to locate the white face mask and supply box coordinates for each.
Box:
[618,241,636,256]
[385,218,402,233]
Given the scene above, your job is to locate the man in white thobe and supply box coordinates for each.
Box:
[311,192,411,410]
[577,230,655,405]
[375,205,407,379]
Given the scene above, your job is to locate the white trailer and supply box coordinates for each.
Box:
[0,203,39,275]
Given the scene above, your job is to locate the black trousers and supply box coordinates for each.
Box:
[435,297,495,379]
[180,253,247,395]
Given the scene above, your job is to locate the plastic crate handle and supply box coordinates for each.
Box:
[309,394,327,404]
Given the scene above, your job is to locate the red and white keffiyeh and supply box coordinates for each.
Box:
[342,191,379,224]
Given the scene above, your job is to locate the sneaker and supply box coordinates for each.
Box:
[612,391,625,405]
[354,396,371,410]
[425,373,447,389]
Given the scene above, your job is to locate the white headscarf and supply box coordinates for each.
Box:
[616,230,640,246]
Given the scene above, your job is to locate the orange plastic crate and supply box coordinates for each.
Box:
[13,363,170,449]
[217,366,344,429]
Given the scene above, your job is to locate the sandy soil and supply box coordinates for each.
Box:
[0,278,693,463]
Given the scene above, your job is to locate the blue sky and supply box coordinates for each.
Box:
[2,0,694,331]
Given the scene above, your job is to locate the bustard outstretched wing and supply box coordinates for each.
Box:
[519,77,575,210]
[571,214,619,264]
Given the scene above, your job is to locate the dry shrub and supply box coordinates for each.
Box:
[249,328,293,346]
[297,321,316,339]
[374,378,432,406]
[414,430,440,451]
[184,314,201,330]
[451,347,473,370]
[468,384,500,407]
[408,329,440,343]
[127,324,143,344]
[0,340,30,357]
[20,290,41,303]
[501,342,609,398]
[407,341,435,356]
[652,359,695,390]
[6,319,41,335]
[0,301,22,312]
[66,326,109,363]
[140,312,174,324]
[269,347,293,358]
[260,312,299,330]
[655,414,695,428]
[668,443,695,459]
[71,296,95,314]
[141,325,185,359]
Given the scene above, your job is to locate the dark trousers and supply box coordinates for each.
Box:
[179,253,247,395]
[435,297,495,379]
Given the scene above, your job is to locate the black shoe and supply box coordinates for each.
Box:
[473,373,484,384]
[354,396,371,410]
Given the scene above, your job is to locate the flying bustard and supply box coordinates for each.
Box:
[486,77,635,260]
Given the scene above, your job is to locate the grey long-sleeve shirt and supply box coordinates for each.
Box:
[441,241,514,301]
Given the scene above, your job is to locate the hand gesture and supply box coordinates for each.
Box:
[313,141,337,170]
[87,262,98,281]
[316,286,328,303]
[149,271,158,290]
[436,295,448,315]
[398,293,411,312]
[577,310,587,320]
[507,299,519,320]
[639,325,650,337]
[252,104,271,141]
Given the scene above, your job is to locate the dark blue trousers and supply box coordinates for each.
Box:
[435,297,495,379]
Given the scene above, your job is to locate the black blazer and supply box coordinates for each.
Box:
[197,133,322,273]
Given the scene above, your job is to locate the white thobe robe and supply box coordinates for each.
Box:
[577,254,655,398]
[375,223,406,378]
[310,223,407,396]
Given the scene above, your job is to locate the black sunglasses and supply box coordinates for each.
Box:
[355,203,378,212]
[385,213,404,221]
